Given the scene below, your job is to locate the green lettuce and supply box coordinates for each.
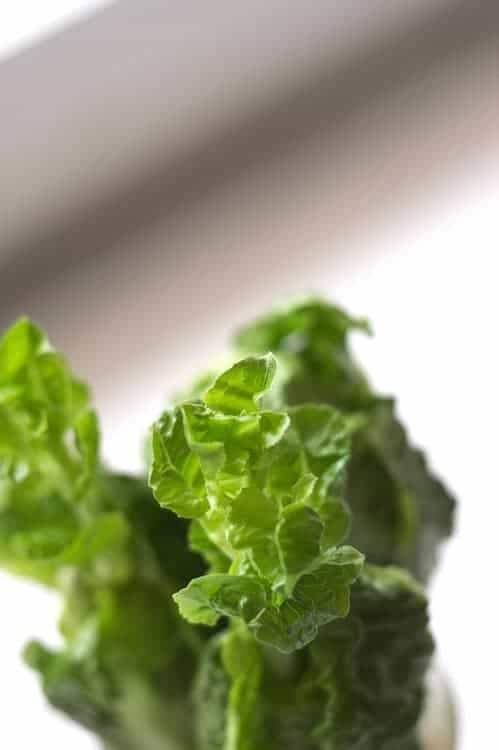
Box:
[192,566,433,750]
[150,354,363,653]
[0,300,454,750]
[0,319,203,750]
[235,299,455,582]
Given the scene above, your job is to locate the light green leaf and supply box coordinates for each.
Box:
[277,504,323,581]
[150,356,363,652]
[173,574,268,627]
[0,317,45,380]
[205,354,277,415]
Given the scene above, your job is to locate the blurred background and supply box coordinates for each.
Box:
[1,3,499,748]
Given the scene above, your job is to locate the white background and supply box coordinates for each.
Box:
[0,2,111,60]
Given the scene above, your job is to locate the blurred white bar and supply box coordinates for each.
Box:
[0,3,112,61]
[0,0,458,259]
[11,30,498,433]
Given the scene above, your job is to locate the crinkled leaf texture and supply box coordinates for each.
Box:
[0,306,449,750]
[235,299,456,582]
[308,565,434,750]
[150,354,363,652]
[192,566,433,750]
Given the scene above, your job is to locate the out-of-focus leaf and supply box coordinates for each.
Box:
[193,626,267,750]
[235,299,456,582]
[192,565,433,750]
[0,318,103,583]
[307,565,434,750]
[0,319,205,750]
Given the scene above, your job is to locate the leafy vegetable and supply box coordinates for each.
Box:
[308,565,434,750]
[0,320,204,750]
[0,299,455,750]
[235,299,455,582]
[150,355,363,653]
[0,318,99,582]
[190,566,433,750]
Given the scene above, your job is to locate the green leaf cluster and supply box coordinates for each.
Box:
[150,354,363,652]
[0,319,204,750]
[0,318,99,582]
[190,567,433,750]
[0,300,455,750]
[236,299,455,582]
